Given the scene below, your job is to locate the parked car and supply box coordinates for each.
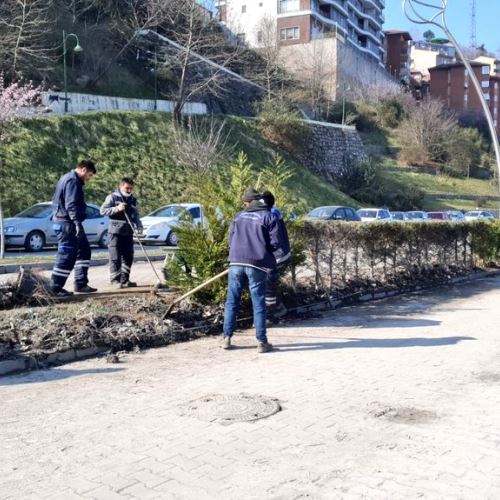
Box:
[140,203,203,246]
[406,211,429,222]
[3,202,109,252]
[447,211,466,222]
[427,211,452,221]
[390,211,410,222]
[357,208,392,222]
[306,206,361,222]
[464,210,495,221]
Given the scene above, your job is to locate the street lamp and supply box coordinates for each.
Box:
[337,83,351,126]
[62,30,83,113]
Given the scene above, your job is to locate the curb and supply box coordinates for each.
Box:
[0,255,165,275]
[1,269,499,377]
[0,347,107,376]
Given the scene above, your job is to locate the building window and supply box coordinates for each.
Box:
[241,5,246,13]
[279,0,300,13]
[481,80,489,88]
[483,93,490,100]
[482,66,490,75]
[494,119,498,127]
[280,27,300,41]
[464,94,468,102]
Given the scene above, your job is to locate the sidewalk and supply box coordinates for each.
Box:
[1,275,500,499]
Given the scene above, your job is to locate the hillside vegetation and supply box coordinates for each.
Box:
[0,111,357,218]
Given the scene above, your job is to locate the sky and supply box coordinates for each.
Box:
[385,1,500,54]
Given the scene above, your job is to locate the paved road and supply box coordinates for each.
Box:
[2,244,168,260]
[1,276,500,499]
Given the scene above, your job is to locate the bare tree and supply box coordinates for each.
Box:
[283,38,337,119]
[151,0,244,122]
[170,117,233,176]
[0,0,56,79]
[251,15,287,100]
[397,98,458,166]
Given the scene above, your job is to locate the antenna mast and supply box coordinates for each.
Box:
[470,0,477,48]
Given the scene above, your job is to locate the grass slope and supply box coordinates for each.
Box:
[0,112,357,218]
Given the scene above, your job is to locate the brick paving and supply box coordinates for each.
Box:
[1,275,500,499]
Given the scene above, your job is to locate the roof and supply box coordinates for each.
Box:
[384,29,412,41]
[429,61,484,71]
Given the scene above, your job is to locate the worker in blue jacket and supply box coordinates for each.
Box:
[262,190,291,319]
[221,187,284,353]
[50,159,97,297]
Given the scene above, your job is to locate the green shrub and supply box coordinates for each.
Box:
[376,99,405,128]
[256,99,310,153]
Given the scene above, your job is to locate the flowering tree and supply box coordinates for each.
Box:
[0,75,40,258]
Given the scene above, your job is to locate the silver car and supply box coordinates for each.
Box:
[3,202,109,251]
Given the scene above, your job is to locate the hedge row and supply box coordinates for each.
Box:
[294,220,500,290]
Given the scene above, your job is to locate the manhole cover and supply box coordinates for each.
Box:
[179,393,281,423]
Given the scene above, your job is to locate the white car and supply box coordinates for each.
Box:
[357,208,392,222]
[464,210,495,221]
[3,202,109,252]
[140,203,203,246]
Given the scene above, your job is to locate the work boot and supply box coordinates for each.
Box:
[257,342,273,353]
[122,281,137,288]
[220,336,232,349]
[50,286,73,298]
[74,285,98,293]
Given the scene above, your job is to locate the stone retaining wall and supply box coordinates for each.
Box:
[298,120,367,182]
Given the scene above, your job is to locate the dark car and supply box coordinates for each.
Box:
[306,206,361,222]
[427,211,452,221]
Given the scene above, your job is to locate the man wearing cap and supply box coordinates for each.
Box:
[221,187,283,353]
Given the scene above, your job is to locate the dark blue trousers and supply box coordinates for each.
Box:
[51,221,91,290]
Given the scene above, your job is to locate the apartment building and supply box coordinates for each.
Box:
[410,40,455,81]
[384,29,412,82]
[216,0,386,67]
[429,61,500,135]
[474,55,500,76]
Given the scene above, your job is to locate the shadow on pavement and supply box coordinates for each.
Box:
[0,367,124,386]
[273,336,475,352]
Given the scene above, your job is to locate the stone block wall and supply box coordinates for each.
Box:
[298,120,367,183]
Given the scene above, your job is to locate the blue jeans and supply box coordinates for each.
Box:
[223,265,268,343]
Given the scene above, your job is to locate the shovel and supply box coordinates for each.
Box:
[162,268,229,319]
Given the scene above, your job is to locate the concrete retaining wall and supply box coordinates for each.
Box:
[41,92,207,115]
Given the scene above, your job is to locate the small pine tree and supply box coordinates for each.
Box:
[165,152,305,303]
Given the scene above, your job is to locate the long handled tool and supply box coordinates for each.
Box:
[122,209,165,291]
[162,268,229,319]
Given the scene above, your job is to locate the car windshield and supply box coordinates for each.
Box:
[466,211,481,216]
[149,206,186,218]
[15,204,52,218]
[308,207,336,218]
[358,210,377,218]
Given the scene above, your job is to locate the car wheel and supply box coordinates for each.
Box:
[166,231,178,246]
[25,230,45,252]
[98,230,109,249]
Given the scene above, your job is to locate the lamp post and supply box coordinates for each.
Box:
[62,30,83,113]
[402,0,500,201]
[337,82,351,126]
